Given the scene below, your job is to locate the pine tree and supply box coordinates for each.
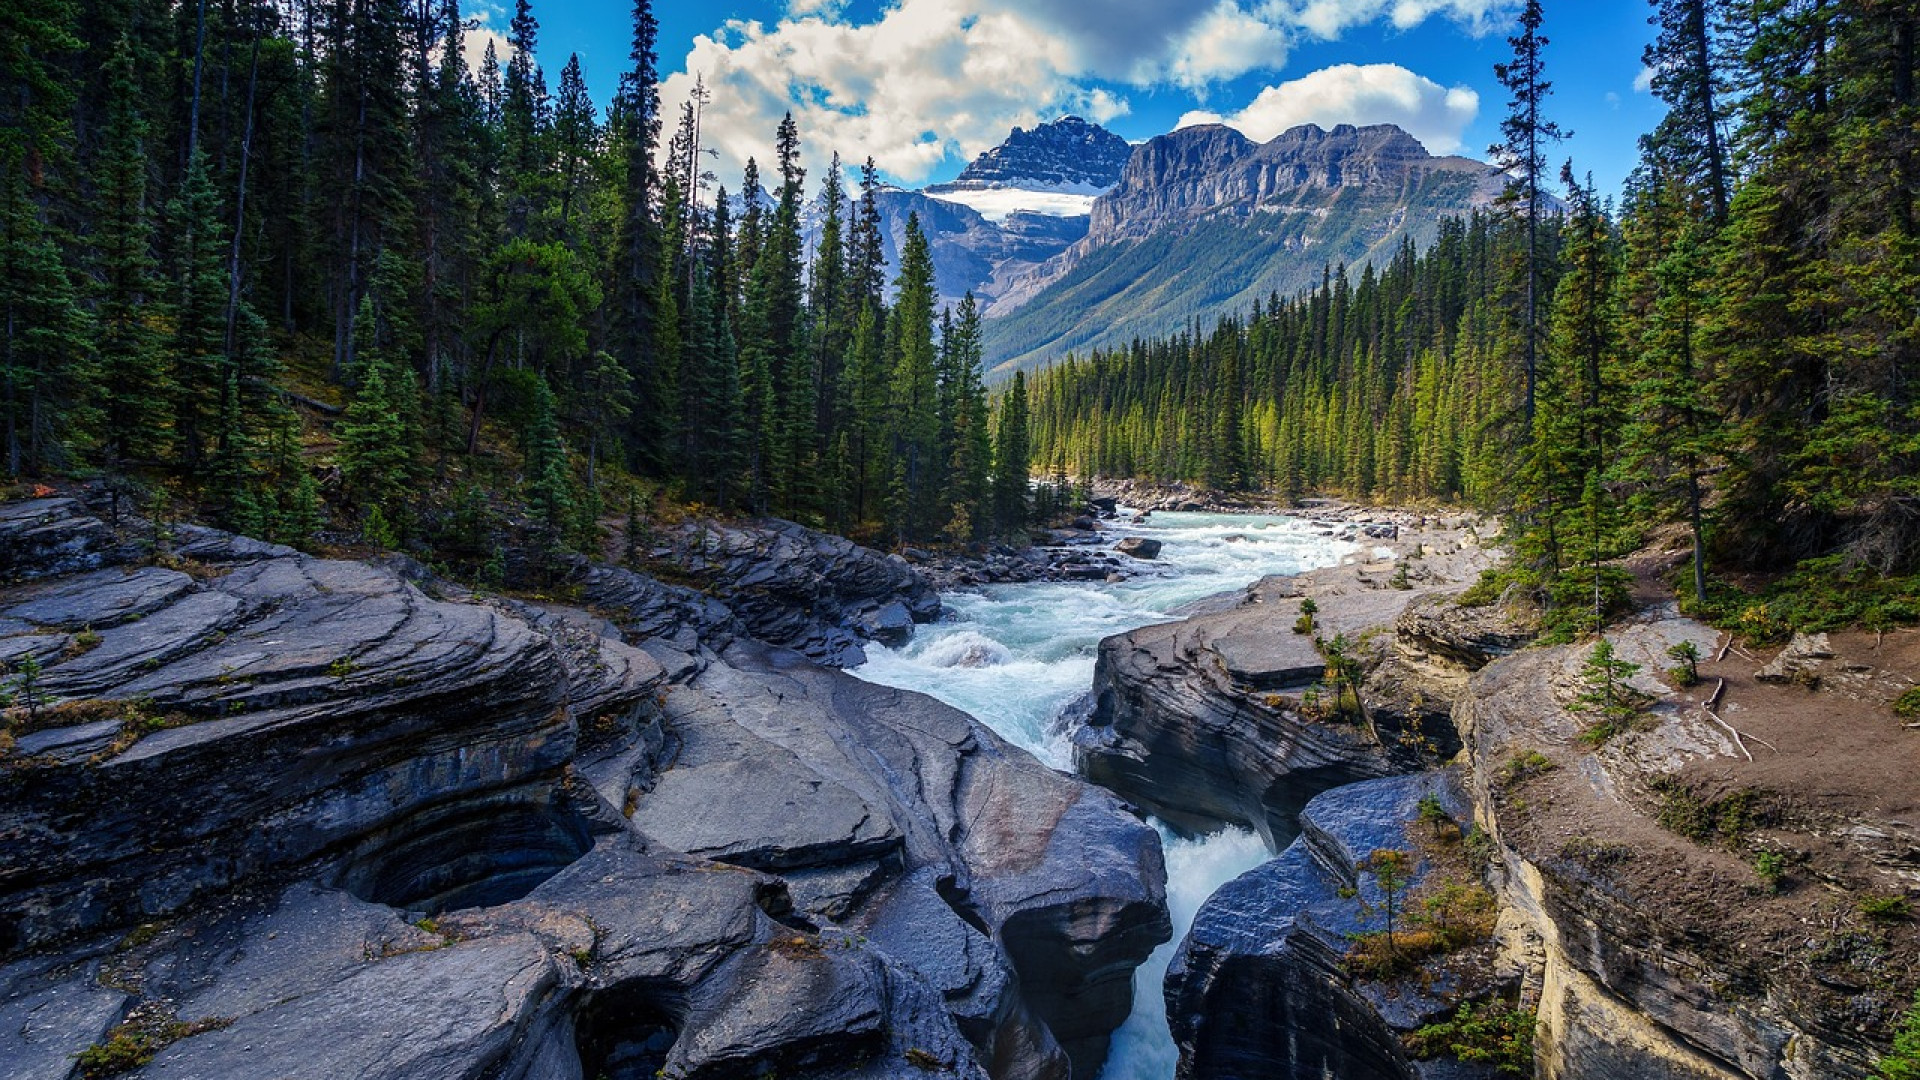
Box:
[0,172,90,478]
[166,149,230,470]
[337,337,420,529]
[991,370,1031,534]
[886,213,939,543]
[1490,0,1569,429]
[91,33,170,465]
[1644,0,1732,221]
[521,373,574,557]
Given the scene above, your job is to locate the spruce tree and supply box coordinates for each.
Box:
[885,213,939,543]
[991,371,1031,534]
[91,34,170,466]
[1490,0,1568,429]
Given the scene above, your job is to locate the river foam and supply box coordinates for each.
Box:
[852,510,1354,1078]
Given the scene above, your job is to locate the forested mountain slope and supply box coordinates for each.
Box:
[983,123,1504,376]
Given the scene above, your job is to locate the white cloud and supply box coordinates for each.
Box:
[661,2,1090,185]
[459,1,514,78]
[1177,63,1480,154]
[1159,3,1291,91]
[660,0,1507,186]
[1272,0,1516,40]
[1633,65,1656,93]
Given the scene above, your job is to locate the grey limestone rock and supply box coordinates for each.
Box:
[1166,772,1494,1080]
[0,503,1165,1080]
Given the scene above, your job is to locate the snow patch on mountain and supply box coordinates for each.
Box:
[925,186,1104,222]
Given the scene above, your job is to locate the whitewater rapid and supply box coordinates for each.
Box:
[851,511,1356,1079]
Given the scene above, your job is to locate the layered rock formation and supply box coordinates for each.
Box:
[1459,608,1920,1080]
[616,517,942,666]
[1073,516,1495,848]
[1141,535,1918,1080]
[1167,771,1499,1080]
[0,498,1168,1080]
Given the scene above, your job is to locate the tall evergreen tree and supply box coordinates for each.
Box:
[1490,0,1568,429]
[885,213,938,542]
[91,33,169,465]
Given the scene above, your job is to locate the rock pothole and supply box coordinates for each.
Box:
[335,800,595,915]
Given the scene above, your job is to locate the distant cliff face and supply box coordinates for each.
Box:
[983,123,1505,377]
[1087,122,1474,241]
[932,115,1133,193]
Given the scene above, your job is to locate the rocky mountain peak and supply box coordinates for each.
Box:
[935,115,1133,193]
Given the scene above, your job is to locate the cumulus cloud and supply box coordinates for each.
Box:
[460,0,514,76]
[661,2,1098,185]
[1160,3,1291,91]
[1633,65,1656,93]
[1176,63,1480,153]
[660,0,1507,185]
[1278,0,1517,40]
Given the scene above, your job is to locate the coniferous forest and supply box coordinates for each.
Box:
[1030,0,1918,637]
[0,0,1022,570]
[0,0,1913,634]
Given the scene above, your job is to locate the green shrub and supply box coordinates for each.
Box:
[1407,1001,1536,1075]
[1754,851,1786,891]
[1859,895,1911,922]
[1651,777,1760,845]
[1880,989,1920,1080]
[1895,688,1920,720]
[1498,750,1555,788]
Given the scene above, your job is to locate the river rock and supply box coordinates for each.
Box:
[653,519,941,665]
[1072,527,1496,849]
[1074,604,1394,848]
[1115,537,1162,560]
[0,498,126,581]
[0,502,1170,1080]
[614,638,1173,1079]
[1167,771,1494,1080]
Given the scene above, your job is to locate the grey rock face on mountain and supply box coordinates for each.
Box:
[928,115,1132,193]
[872,190,1090,312]
[1085,123,1487,245]
[1166,772,1493,1080]
[0,499,1168,1080]
[984,123,1506,375]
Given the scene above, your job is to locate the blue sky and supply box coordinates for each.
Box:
[472,1,1663,198]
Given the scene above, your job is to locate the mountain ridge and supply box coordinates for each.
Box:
[980,121,1505,376]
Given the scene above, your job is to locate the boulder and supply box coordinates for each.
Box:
[1167,772,1493,1080]
[1115,537,1162,560]
[1073,609,1393,848]
[616,639,1173,1079]
[652,519,941,665]
[0,498,125,581]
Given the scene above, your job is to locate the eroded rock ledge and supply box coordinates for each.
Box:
[1145,548,1918,1080]
[0,498,1168,1080]
[1073,517,1496,848]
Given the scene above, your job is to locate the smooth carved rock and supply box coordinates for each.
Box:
[616,639,1172,1080]
[1075,612,1393,849]
[1166,772,1488,1080]
[644,519,941,666]
[1115,536,1163,560]
[1,503,1167,1080]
